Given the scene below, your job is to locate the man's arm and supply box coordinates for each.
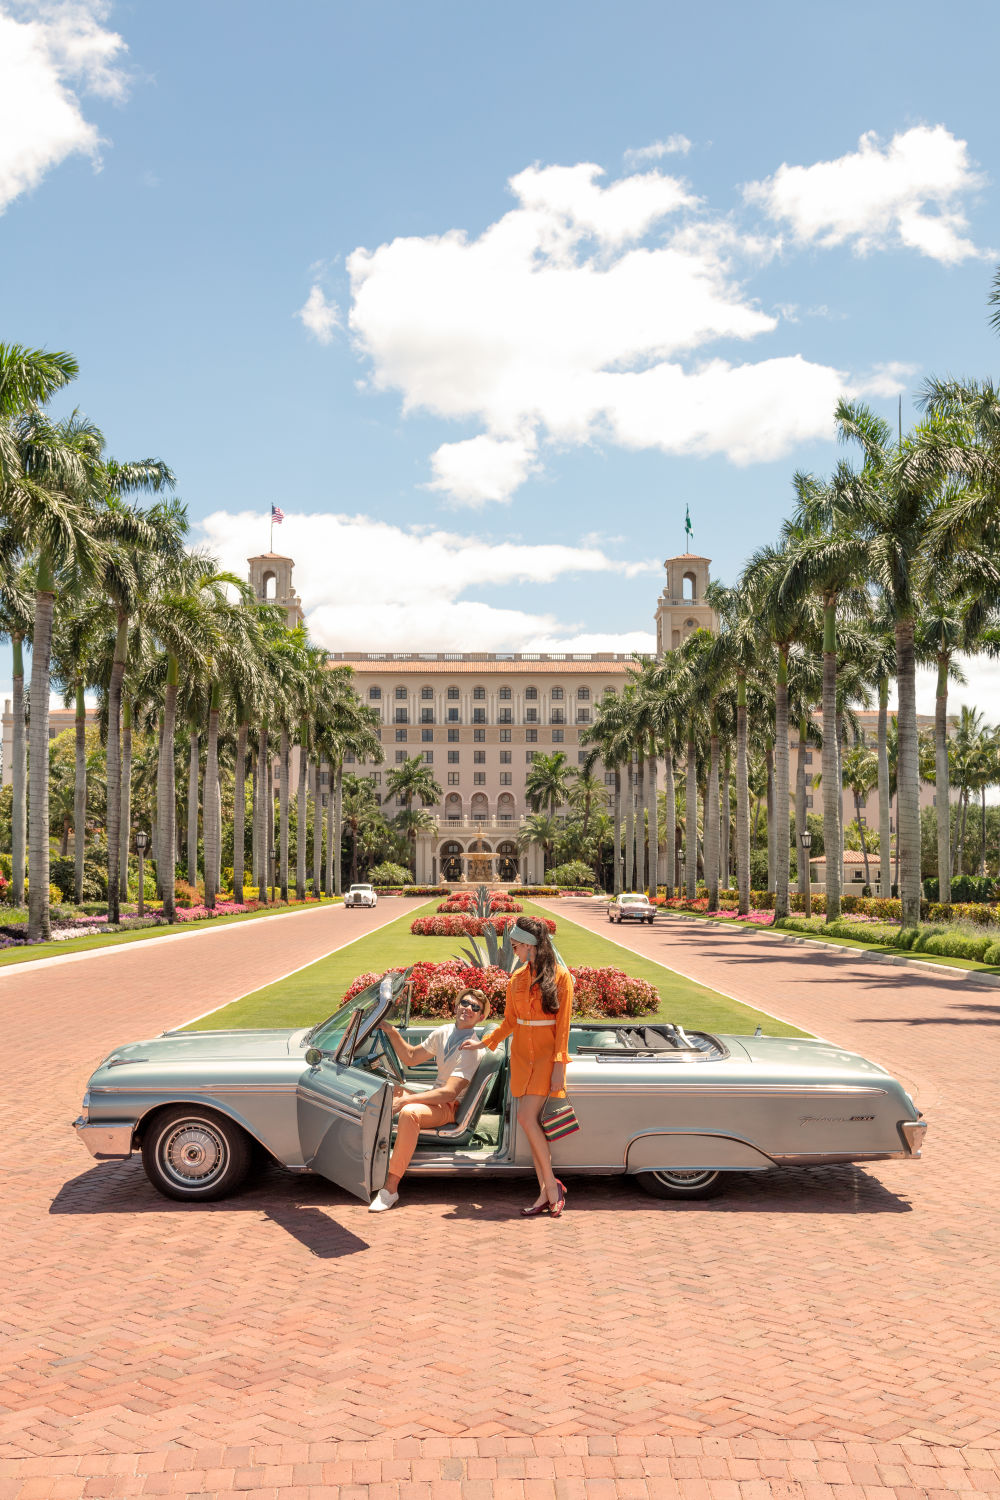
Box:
[395,1073,468,1112]
[382,1025,432,1069]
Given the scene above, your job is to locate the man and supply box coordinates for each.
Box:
[368,988,491,1212]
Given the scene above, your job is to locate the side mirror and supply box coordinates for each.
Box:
[304,1047,323,1067]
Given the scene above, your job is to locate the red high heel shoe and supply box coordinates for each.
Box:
[521,1197,549,1217]
[548,1180,567,1218]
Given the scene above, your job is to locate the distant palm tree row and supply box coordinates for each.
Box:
[0,344,397,940]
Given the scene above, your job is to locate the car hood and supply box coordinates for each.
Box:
[100,1028,307,1069]
[726,1033,892,1080]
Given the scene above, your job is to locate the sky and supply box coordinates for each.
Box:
[2,0,1000,714]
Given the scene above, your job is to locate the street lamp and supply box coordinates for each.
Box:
[800,829,813,919]
[272,835,281,900]
[135,830,148,919]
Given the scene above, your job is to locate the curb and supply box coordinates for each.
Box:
[658,909,1000,989]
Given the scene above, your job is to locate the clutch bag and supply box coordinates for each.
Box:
[541,1100,580,1140]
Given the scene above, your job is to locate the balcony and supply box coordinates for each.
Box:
[426,816,526,837]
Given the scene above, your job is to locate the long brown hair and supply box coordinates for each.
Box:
[516,915,560,1014]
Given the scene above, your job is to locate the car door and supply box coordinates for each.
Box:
[297,1059,393,1201]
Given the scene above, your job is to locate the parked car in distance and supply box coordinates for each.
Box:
[72,971,928,1205]
[344,883,377,908]
[608,892,654,924]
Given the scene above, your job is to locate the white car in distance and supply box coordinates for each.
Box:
[608,892,655,924]
[344,883,378,909]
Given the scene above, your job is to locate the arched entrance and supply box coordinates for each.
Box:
[497,840,518,882]
[440,840,464,882]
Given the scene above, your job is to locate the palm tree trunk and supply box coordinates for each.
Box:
[214,775,221,893]
[257,728,268,903]
[28,572,55,942]
[765,741,776,896]
[119,700,132,903]
[157,659,179,923]
[685,726,697,899]
[187,730,200,887]
[836,711,845,868]
[736,678,750,916]
[934,654,950,899]
[796,718,808,896]
[312,761,322,897]
[895,619,921,927]
[279,726,290,901]
[296,725,308,901]
[11,634,26,906]
[234,723,247,904]
[957,792,969,875]
[204,689,221,909]
[663,750,675,898]
[981,786,987,880]
[856,791,872,887]
[646,735,658,898]
[333,760,343,896]
[877,680,892,899]
[721,746,731,892]
[636,748,646,893]
[706,720,720,912]
[822,600,841,922]
[612,767,622,895]
[894,794,901,891]
[106,613,128,926]
[624,759,635,890]
[774,649,790,919]
[267,754,275,893]
[73,680,86,905]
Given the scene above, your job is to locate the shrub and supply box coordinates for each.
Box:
[923,874,996,903]
[438,893,522,914]
[545,861,596,888]
[368,862,413,886]
[342,959,658,1019]
[49,855,108,903]
[411,913,556,937]
[174,879,199,908]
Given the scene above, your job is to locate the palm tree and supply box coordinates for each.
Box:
[517,811,559,875]
[50,602,103,903]
[567,758,606,843]
[841,743,878,887]
[0,544,31,905]
[385,755,442,873]
[525,750,572,818]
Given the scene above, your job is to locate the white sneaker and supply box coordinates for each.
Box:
[368,1188,399,1212]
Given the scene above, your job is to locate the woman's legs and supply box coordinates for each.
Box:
[517,1094,560,1207]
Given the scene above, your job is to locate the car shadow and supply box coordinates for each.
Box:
[49,1159,371,1258]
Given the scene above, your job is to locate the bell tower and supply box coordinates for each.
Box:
[248,552,304,629]
[655,553,717,655]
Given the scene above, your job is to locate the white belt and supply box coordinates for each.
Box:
[517,1018,555,1027]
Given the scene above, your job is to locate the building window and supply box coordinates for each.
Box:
[395,708,408,723]
[395,750,407,763]
[447,686,459,700]
[804,751,813,764]
[526,751,537,763]
[448,728,459,742]
[395,686,407,700]
[551,709,564,724]
[551,686,563,700]
[499,729,511,742]
[473,772,486,785]
[500,750,511,764]
[500,772,512,786]
[578,751,589,764]
[423,751,433,764]
[605,772,615,786]
[806,794,814,808]
[473,686,485,700]
[448,772,460,786]
[447,708,459,722]
[526,729,537,743]
[421,728,433,742]
[372,773,381,785]
[344,752,355,764]
[421,686,433,700]
[499,686,511,700]
[421,708,434,723]
[552,729,564,742]
[525,686,537,700]
[498,708,512,723]
[372,792,381,805]
[576,709,590,724]
[369,686,381,700]
[577,686,590,700]
[525,708,538,723]
[473,728,485,742]
[395,729,407,742]
[472,708,486,723]
[473,750,486,764]
[448,750,459,764]
[376,727,383,741]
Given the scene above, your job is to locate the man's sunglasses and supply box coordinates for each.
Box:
[457,998,484,1012]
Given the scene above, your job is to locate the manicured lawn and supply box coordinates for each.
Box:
[185,897,811,1036]
[0,897,342,969]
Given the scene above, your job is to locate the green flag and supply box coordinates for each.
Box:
[684,504,693,544]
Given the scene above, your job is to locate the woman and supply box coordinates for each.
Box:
[462,915,573,1216]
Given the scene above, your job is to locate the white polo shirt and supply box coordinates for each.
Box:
[419,1026,482,1087]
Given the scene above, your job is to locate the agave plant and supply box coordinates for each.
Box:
[453,918,517,973]
[473,883,493,920]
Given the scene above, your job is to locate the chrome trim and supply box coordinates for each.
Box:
[568,1084,889,1097]
[92,1083,297,1095]
[295,1087,365,1126]
[622,1127,775,1171]
[73,1118,135,1160]
[900,1120,928,1157]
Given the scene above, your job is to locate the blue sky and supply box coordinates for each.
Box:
[2,0,999,705]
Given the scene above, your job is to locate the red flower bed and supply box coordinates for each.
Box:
[437,892,522,914]
[342,959,658,1019]
[411,913,555,937]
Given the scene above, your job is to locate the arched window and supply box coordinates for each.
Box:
[682,571,697,601]
[470,794,489,821]
[497,792,515,822]
[445,792,462,820]
[262,570,277,600]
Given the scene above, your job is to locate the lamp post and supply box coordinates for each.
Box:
[800,829,813,919]
[272,836,280,901]
[135,831,148,919]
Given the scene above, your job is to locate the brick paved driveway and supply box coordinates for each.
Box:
[1,896,998,1497]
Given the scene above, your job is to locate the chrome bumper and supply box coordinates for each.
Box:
[900,1120,928,1157]
[73,1117,135,1160]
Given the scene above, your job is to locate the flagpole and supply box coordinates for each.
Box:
[269,509,273,553]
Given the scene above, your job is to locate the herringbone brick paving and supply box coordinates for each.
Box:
[0,897,997,1496]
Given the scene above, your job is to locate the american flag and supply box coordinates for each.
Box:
[271,504,285,525]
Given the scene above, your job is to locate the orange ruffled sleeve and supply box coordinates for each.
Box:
[482,966,522,1052]
[552,965,574,1065]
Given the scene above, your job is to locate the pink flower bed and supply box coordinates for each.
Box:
[342,959,657,1019]
[411,913,555,937]
[174,900,259,921]
[437,893,522,914]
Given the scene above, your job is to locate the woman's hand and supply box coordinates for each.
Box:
[460,1036,485,1051]
[551,1065,566,1094]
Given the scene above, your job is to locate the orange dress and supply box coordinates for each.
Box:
[483,962,574,1098]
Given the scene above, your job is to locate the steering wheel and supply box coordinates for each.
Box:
[370,1028,406,1083]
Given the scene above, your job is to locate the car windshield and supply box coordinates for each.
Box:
[305,978,389,1050]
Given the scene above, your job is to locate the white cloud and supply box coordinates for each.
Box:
[425,432,540,507]
[852,361,920,399]
[296,283,340,344]
[744,126,987,263]
[196,508,658,653]
[625,135,692,165]
[0,0,128,213]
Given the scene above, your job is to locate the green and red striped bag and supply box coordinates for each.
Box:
[541,1100,580,1141]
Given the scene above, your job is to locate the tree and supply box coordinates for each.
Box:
[840,743,878,887]
[525,751,572,818]
[385,755,442,873]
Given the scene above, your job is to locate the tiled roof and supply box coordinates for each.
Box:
[328,656,633,674]
[810,849,879,864]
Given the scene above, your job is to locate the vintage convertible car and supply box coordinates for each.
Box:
[608,892,655,924]
[73,972,927,1204]
[344,883,377,908]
